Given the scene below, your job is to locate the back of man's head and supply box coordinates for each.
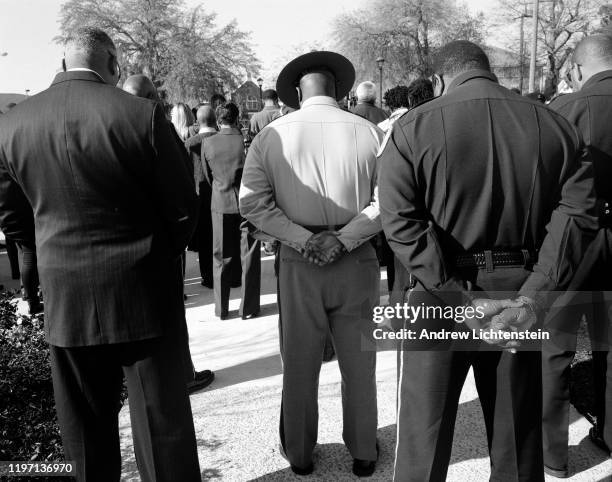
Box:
[432,41,490,78]
[573,33,612,70]
[197,105,216,127]
[215,102,239,126]
[123,74,158,100]
[356,81,377,103]
[64,26,119,85]
[262,89,278,103]
[210,93,226,110]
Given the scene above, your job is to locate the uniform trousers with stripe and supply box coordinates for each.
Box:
[394,266,543,482]
[277,242,379,468]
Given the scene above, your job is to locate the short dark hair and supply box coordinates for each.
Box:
[407,78,434,108]
[432,41,490,77]
[262,89,278,101]
[215,102,239,125]
[383,86,410,110]
[210,93,226,109]
[65,26,115,54]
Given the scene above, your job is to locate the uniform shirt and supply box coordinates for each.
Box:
[378,69,598,306]
[249,105,281,137]
[351,101,389,125]
[239,95,383,252]
[550,70,612,203]
[378,107,408,133]
[202,127,245,214]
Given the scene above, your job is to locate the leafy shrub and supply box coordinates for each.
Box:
[0,290,63,461]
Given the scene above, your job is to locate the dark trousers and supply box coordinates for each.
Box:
[394,267,544,482]
[49,336,201,482]
[5,236,20,279]
[542,228,612,470]
[278,243,379,468]
[211,211,260,317]
[197,184,213,284]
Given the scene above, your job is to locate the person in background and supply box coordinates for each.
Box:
[210,93,226,111]
[525,91,546,103]
[351,80,388,124]
[249,89,281,138]
[184,105,216,289]
[123,74,215,394]
[378,85,410,133]
[171,102,195,141]
[542,33,612,477]
[203,102,261,320]
[0,27,202,481]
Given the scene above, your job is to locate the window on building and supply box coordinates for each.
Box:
[247,95,259,111]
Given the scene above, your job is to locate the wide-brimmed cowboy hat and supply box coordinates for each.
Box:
[276,51,355,109]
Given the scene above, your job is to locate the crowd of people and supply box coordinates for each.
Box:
[0,25,611,482]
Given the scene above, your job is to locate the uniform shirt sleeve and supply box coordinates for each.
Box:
[519,116,599,307]
[336,170,382,252]
[378,124,468,300]
[239,134,313,251]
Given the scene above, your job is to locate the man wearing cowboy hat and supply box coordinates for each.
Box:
[239,51,382,477]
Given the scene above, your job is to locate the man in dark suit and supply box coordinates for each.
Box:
[203,102,261,320]
[379,41,597,481]
[350,81,388,124]
[248,89,281,138]
[542,34,612,477]
[185,105,217,288]
[123,74,215,394]
[0,27,201,481]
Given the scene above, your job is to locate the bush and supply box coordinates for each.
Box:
[0,290,63,461]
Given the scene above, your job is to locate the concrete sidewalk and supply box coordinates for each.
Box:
[1,247,607,480]
[114,251,611,481]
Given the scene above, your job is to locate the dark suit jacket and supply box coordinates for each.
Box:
[0,70,198,347]
[351,102,388,125]
[202,127,245,214]
[185,131,216,194]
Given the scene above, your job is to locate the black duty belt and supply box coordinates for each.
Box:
[454,249,536,272]
[302,224,346,234]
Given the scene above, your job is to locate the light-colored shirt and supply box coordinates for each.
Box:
[66,67,105,82]
[378,107,408,133]
[239,95,383,252]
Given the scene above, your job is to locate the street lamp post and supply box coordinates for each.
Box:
[528,0,540,93]
[376,57,385,108]
[257,77,263,109]
[515,7,533,94]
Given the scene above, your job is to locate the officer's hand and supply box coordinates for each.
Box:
[480,297,537,352]
[304,232,346,266]
[471,298,524,317]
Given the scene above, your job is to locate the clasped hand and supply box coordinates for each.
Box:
[468,297,538,352]
[303,231,346,266]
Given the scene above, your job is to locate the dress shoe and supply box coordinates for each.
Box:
[352,442,379,477]
[241,311,259,320]
[27,299,43,316]
[187,370,214,394]
[278,443,314,476]
[230,281,242,288]
[589,426,611,454]
[544,465,568,478]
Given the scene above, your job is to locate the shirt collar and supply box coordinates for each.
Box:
[301,96,338,109]
[218,126,242,135]
[262,105,278,111]
[66,67,105,82]
[447,69,498,93]
[198,126,217,134]
[583,69,612,90]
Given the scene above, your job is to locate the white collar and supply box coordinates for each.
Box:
[198,127,217,134]
[66,68,105,82]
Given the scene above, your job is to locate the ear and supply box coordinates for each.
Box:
[575,63,583,82]
[107,54,116,77]
[432,74,444,97]
[296,86,303,104]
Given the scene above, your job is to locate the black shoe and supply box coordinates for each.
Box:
[278,443,314,476]
[241,311,259,320]
[230,281,242,288]
[589,426,611,454]
[187,370,214,394]
[352,443,379,477]
[544,465,568,478]
[27,299,43,316]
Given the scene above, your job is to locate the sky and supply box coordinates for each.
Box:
[0,0,496,95]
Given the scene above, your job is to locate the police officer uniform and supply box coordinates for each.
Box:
[379,68,597,481]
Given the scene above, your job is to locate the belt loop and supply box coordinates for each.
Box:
[484,250,494,272]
